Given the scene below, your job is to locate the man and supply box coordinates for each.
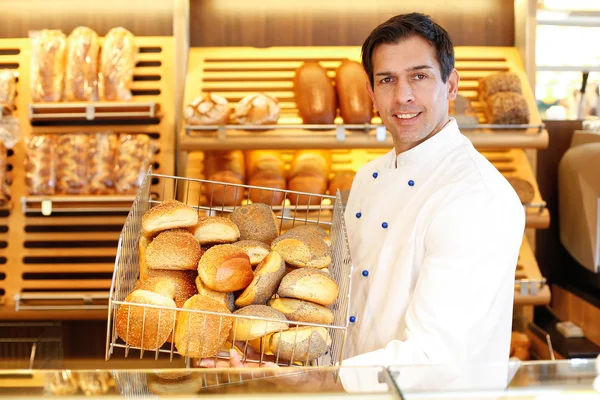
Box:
[340,13,525,389]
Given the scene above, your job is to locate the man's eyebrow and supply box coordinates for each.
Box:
[374,65,434,76]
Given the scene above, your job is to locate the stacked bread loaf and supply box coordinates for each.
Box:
[120,201,339,363]
[185,93,280,126]
[479,72,530,124]
[288,150,331,205]
[245,150,286,205]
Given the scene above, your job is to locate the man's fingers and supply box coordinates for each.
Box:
[198,358,215,368]
[229,349,245,368]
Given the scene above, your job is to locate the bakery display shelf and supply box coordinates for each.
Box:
[28,102,160,122]
[21,195,136,215]
[182,45,547,151]
[515,236,550,306]
[14,292,109,312]
[183,122,548,151]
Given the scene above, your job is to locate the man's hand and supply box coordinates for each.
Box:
[198,349,279,368]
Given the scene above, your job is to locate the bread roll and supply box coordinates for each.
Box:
[268,298,334,325]
[289,150,332,179]
[137,275,197,308]
[184,93,230,125]
[294,62,336,124]
[203,171,245,207]
[231,93,280,125]
[146,229,203,271]
[190,216,240,245]
[480,72,522,98]
[116,290,176,350]
[270,327,330,362]
[30,29,66,102]
[228,305,288,342]
[142,200,199,236]
[288,174,328,206]
[99,27,136,101]
[246,150,285,177]
[56,134,89,195]
[198,244,253,292]
[235,251,286,307]
[231,240,271,267]
[195,276,235,312]
[88,132,118,194]
[328,170,356,196]
[335,60,373,124]
[64,26,99,101]
[174,295,233,359]
[506,176,535,204]
[272,227,331,268]
[278,268,338,306]
[487,92,530,124]
[229,203,279,244]
[282,225,331,247]
[248,172,286,206]
[203,151,245,181]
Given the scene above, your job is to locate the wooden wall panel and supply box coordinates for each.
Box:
[190,0,515,47]
[0,0,173,38]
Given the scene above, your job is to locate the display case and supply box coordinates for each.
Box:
[0,359,598,398]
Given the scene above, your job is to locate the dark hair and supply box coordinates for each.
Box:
[361,13,455,87]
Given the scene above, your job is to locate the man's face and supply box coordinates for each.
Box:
[366,35,459,153]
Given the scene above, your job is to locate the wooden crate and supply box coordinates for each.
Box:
[0,37,175,319]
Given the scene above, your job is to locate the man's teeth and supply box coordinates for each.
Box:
[395,113,419,119]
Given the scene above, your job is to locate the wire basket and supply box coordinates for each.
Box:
[0,322,63,369]
[106,168,354,369]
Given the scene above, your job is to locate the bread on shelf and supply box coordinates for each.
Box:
[184,93,230,125]
[335,60,373,124]
[506,176,535,204]
[64,26,100,101]
[480,72,522,99]
[231,93,280,125]
[486,92,530,125]
[30,29,67,102]
[294,62,337,124]
[99,27,136,101]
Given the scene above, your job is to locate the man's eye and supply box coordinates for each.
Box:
[414,74,427,80]
[380,77,393,84]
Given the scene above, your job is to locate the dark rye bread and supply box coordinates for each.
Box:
[229,203,279,244]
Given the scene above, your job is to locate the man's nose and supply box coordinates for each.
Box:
[393,81,415,105]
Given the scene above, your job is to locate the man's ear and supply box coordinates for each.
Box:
[447,68,459,101]
[366,80,377,112]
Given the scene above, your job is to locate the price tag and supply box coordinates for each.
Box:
[85,104,95,120]
[376,125,387,142]
[217,126,227,141]
[335,125,346,142]
[41,199,52,216]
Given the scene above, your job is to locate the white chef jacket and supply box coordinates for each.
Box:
[340,118,525,391]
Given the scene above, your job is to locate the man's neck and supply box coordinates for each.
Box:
[393,117,452,165]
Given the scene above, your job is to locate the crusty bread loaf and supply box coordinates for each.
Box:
[190,216,240,245]
[278,268,339,306]
[486,92,530,124]
[231,93,280,125]
[229,203,279,244]
[30,29,66,102]
[137,275,197,308]
[506,176,535,204]
[64,26,99,101]
[231,240,271,267]
[289,150,332,179]
[25,134,56,195]
[203,171,245,207]
[203,151,245,181]
[248,172,286,206]
[282,225,331,247]
[335,60,373,124]
[142,200,199,236]
[146,229,203,271]
[480,72,522,98]
[271,229,331,268]
[0,70,16,105]
[195,276,235,312]
[174,295,233,359]
[116,290,176,350]
[328,170,356,196]
[56,134,89,195]
[184,93,230,125]
[268,298,334,325]
[269,327,331,362]
[99,27,136,101]
[246,150,285,177]
[88,132,118,195]
[294,62,336,124]
[198,244,253,292]
[288,174,328,206]
[235,251,286,307]
[228,305,289,342]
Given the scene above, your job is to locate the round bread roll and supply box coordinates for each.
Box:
[246,150,285,177]
[506,176,535,204]
[328,170,356,195]
[148,373,205,396]
[228,305,289,342]
[235,251,286,307]
[198,244,253,292]
[142,200,199,237]
[184,93,230,126]
[146,229,203,271]
[174,295,233,359]
[248,172,286,206]
[271,229,331,269]
[268,298,334,325]
[191,216,240,245]
[137,275,197,308]
[289,150,331,179]
[203,171,245,207]
[231,93,280,125]
[195,276,235,312]
[153,371,192,381]
[229,203,279,244]
[281,225,331,247]
[116,290,176,350]
[232,240,271,267]
[138,235,150,281]
[278,268,339,306]
[204,151,245,181]
[288,173,327,206]
[269,327,331,362]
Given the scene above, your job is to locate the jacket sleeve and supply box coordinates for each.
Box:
[340,189,525,390]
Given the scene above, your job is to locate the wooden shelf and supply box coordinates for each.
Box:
[28,101,160,122]
[21,195,135,215]
[515,236,551,306]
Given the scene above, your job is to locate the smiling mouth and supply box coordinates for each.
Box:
[393,112,421,120]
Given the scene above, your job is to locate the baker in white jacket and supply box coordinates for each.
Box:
[340,13,526,391]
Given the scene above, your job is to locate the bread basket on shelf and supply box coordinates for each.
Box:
[105,168,354,370]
